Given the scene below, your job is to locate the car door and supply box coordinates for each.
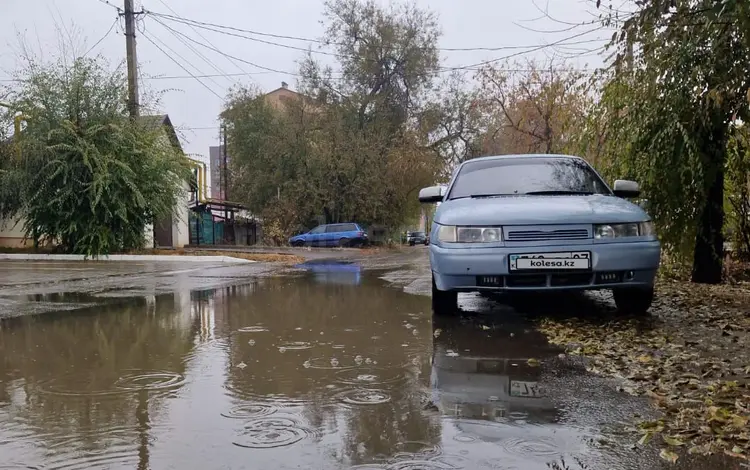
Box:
[308,225,326,246]
[324,224,342,246]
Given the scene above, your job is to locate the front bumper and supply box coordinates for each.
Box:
[430,240,660,292]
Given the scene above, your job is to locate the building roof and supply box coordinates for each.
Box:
[139,114,183,154]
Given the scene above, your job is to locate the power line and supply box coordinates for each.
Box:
[0,64,599,85]
[142,15,605,79]
[95,0,121,12]
[443,27,606,71]
[139,30,224,100]
[141,26,227,91]
[145,71,276,79]
[149,15,238,88]
[153,0,252,86]
[146,10,609,53]
[148,12,340,58]
[142,21,299,76]
[82,17,120,57]
[139,66,596,81]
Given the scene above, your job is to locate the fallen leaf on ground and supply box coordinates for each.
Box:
[659,448,679,463]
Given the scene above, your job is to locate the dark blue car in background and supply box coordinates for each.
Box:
[289,223,368,247]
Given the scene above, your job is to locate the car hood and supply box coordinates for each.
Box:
[435,194,649,226]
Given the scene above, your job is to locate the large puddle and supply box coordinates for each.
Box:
[0,267,701,469]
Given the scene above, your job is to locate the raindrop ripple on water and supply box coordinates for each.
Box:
[232,416,318,449]
[336,389,392,406]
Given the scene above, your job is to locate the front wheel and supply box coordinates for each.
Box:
[613,286,654,316]
[432,275,458,315]
[291,240,304,247]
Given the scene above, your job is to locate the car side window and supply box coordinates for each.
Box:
[325,225,342,233]
[309,226,326,234]
[341,224,357,232]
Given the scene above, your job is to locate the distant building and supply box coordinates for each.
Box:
[208,82,318,202]
[264,81,318,112]
[209,144,228,200]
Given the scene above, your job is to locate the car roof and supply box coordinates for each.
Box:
[460,154,584,166]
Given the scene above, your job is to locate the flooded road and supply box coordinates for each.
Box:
[0,259,701,469]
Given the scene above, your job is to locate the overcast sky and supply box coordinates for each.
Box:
[1,0,612,190]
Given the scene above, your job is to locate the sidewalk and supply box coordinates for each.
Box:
[0,253,253,263]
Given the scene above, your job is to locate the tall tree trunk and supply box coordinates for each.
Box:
[691,143,725,284]
[323,207,333,225]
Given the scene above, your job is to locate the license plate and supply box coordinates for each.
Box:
[510,380,542,398]
[509,251,590,271]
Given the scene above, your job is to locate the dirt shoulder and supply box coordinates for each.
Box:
[535,273,750,464]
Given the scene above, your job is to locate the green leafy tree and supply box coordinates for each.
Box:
[0,56,190,255]
[224,0,443,240]
[596,0,750,283]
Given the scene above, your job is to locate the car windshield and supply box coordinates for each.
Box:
[447,157,612,200]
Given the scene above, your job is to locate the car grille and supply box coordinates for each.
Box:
[505,228,589,241]
[477,273,595,288]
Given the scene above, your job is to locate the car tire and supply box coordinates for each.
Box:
[432,275,458,315]
[292,240,304,247]
[338,237,350,248]
[613,286,654,316]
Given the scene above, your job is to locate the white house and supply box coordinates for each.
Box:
[0,114,192,250]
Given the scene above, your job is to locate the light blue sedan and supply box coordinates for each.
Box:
[419,154,660,315]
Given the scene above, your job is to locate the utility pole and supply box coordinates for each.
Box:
[222,124,229,221]
[123,0,140,118]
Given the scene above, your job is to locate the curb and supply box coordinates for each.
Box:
[0,254,254,264]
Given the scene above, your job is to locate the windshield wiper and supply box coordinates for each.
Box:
[449,194,506,200]
[524,190,594,196]
[469,193,509,198]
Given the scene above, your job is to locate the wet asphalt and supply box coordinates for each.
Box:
[0,249,730,469]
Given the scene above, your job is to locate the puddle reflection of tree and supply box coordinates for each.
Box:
[0,294,198,466]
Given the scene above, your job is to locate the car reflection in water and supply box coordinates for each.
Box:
[431,314,559,424]
[429,312,592,469]
[294,260,362,285]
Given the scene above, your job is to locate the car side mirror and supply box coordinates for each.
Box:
[613,180,640,198]
[419,186,444,203]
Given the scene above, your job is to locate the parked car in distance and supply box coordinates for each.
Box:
[289,223,368,248]
[419,154,661,316]
[407,231,428,246]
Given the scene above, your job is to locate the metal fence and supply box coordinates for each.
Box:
[188,211,260,246]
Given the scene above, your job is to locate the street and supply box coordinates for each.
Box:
[0,248,741,469]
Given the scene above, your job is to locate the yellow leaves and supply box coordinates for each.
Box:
[731,415,749,430]
[662,435,686,447]
[535,303,750,462]
[723,447,747,460]
[659,448,679,463]
[527,358,540,367]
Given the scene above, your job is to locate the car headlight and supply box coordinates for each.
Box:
[434,225,502,243]
[595,222,655,239]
